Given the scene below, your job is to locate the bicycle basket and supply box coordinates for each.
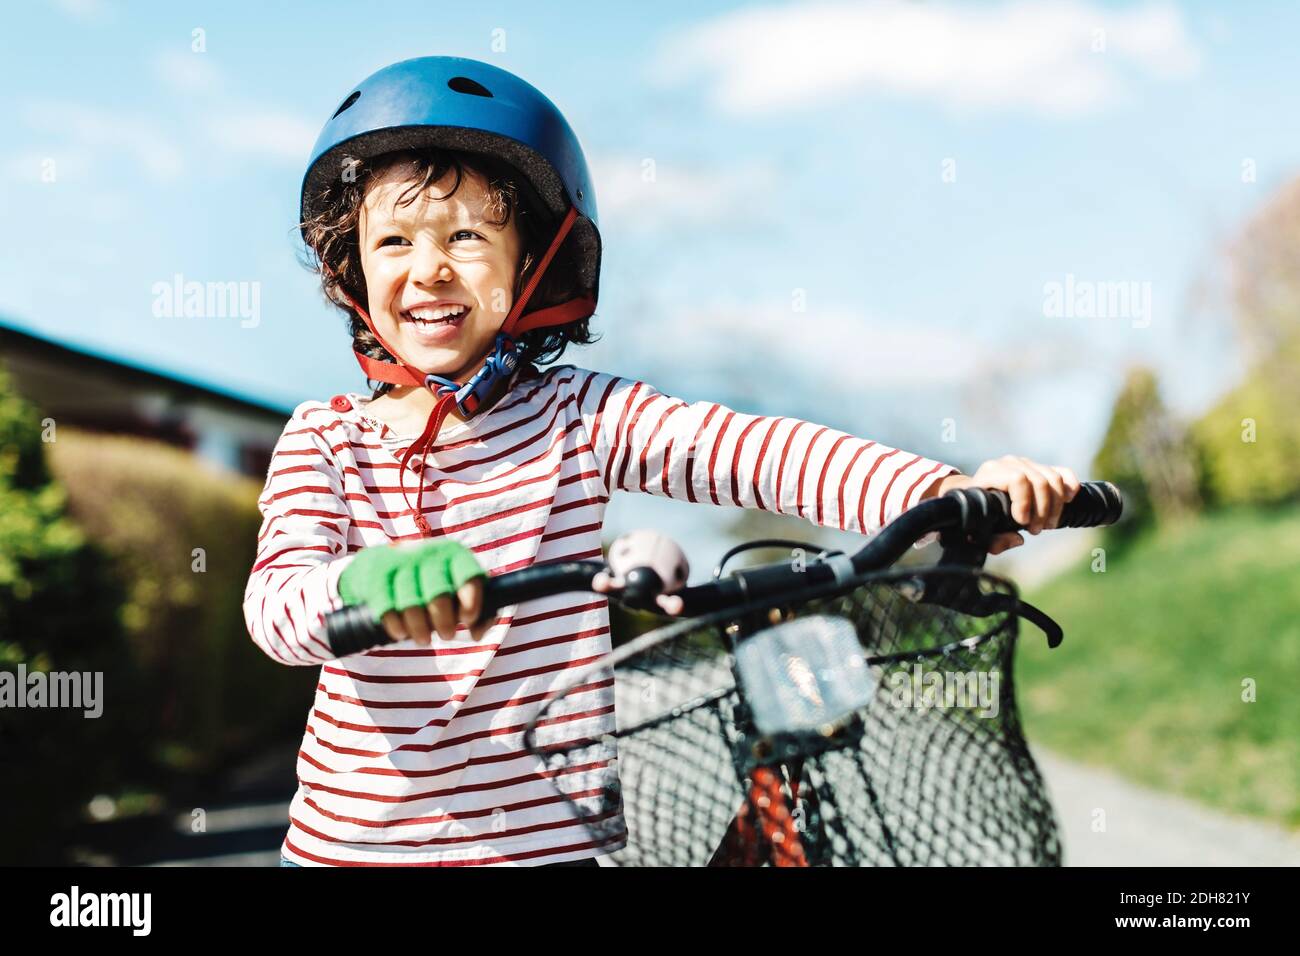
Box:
[524,566,1061,867]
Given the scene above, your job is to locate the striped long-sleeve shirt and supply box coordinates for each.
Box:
[243,363,957,866]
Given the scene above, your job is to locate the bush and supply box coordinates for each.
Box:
[45,427,318,775]
[0,370,131,864]
[1191,344,1300,508]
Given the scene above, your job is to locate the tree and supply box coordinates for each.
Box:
[1093,367,1201,542]
[1191,175,1300,506]
[1228,175,1300,369]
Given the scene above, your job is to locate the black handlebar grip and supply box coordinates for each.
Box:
[945,480,1124,538]
[323,560,606,659]
[325,604,389,658]
[1055,480,1124,528]
[986,479,1123,532]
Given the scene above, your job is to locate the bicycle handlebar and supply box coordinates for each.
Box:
[324,481,1123,658]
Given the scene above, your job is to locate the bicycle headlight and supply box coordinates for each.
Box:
[735,614,876,737]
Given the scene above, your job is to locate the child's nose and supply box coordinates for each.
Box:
[409,238,456,284]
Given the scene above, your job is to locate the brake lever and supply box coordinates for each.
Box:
[931,491,1065,647]
[1014,599,1064,649]
[908,577,1065,649]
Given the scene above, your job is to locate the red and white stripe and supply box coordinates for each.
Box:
[243,364,956,865]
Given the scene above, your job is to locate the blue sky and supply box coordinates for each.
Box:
[3,0,1296,570]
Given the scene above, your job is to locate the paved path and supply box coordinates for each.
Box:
[1035,748,1300,866]
[84,740,1299,867]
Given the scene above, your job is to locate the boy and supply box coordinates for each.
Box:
[246,56,1077,866]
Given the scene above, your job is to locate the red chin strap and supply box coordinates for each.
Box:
[332,205,595,536]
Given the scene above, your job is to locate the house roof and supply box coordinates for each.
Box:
[0,317,296,420]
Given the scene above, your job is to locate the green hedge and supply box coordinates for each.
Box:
[45,427,319,775]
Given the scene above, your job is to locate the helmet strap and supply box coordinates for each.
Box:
[500,206,579,336]
[424,332,519,418]
[332,280,428,388]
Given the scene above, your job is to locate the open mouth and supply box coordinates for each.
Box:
[402,304,470,328]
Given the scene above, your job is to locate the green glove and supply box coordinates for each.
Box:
[338,539,486,621]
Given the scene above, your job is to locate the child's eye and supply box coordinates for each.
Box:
[378,235,409,247]
[451,230,484,242]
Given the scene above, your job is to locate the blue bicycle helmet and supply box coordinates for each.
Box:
[301,55,599,295]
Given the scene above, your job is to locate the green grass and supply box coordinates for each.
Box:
[1016,504,1300,828]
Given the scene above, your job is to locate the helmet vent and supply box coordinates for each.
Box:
[332,91,361,119]
[448,76,493,98]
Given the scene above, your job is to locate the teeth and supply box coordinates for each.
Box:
[408,305,468,322]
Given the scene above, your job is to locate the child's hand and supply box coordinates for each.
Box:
[929,457,1081,555]
[592,571,686,616]
[338,540,490,644]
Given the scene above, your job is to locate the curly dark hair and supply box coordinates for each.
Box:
[299,147,598,398]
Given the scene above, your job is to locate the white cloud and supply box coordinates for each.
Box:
[654,0,1199,117]
[18,92,317,183]
[666,302,992,389]
[206,109,318,164]
[51,0,113,23]
[83,190,131,223]
[20,100,184,181]
[153,49,223,94]
[644,297,1103,400]
[591,154,780,226]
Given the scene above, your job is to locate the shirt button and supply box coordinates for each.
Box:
[329,395,353,412]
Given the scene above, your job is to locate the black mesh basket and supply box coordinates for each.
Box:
[524,566,1061,867]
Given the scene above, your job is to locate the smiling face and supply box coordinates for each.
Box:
[358,159,523,381]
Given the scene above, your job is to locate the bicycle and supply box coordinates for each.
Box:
[325,481,1123,866]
